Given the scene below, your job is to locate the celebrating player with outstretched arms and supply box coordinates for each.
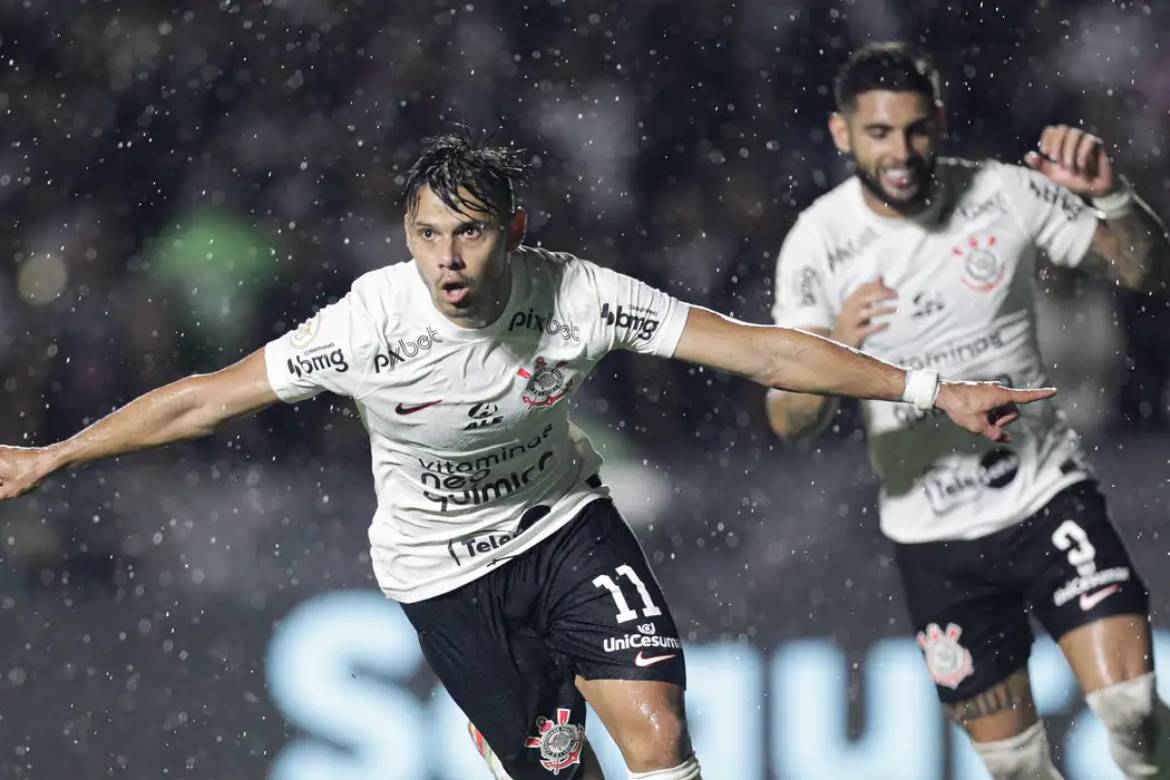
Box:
[0,133,1050,780]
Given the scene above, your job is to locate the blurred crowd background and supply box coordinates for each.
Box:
[0,1,1168,777]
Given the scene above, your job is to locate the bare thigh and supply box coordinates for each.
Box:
[1058,613,1154,694]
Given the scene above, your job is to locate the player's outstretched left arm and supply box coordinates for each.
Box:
[0,349,279,502]
[672,307,1055,442]
[1025,125,1170,291]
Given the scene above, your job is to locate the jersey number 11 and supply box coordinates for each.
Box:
[592,565,663,624]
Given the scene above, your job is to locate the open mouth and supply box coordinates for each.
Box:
[879,166,921,198]
[440,279,470,305]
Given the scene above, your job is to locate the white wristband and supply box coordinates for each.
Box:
[1091,179,1135,221]
[901,368,940,412]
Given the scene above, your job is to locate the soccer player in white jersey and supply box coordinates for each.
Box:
[767,43,1170,779]
[0,134,1051,780]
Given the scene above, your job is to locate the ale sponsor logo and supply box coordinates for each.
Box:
[463,402,503,430]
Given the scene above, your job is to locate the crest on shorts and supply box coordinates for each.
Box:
[525,708,585,775]
[517,357,573,408]
[917,622,975,689]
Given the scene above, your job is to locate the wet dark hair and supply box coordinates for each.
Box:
[402,131,530,221]
[834,42,940,113]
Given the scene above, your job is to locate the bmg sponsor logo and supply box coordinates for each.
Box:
[287,345,348,378]
[508,308,580,342]
[600,302,659,340]
[374,328,439,373]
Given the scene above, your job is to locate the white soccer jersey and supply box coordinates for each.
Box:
[772,158,1100,543]
[264,246,690,602]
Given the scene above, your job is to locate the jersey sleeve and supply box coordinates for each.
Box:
[771,217,835,330]
[996,162,1098,268]
[263,291,376,403]
[579,261,690,357]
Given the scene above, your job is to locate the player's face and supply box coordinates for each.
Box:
[405,185,526,326]
[830,90,942,215]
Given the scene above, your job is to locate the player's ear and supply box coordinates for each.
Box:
[829,112,851,154]
[506,207,527,251]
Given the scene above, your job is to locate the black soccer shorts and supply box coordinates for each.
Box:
[894,480,1150,704]
[400,496,685,780]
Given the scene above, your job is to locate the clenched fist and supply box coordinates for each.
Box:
[1024,124,1118,198]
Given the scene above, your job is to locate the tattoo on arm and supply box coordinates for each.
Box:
[1092,198,1170,291]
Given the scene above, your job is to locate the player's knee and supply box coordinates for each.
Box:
[1086,672,1170,778]
[1087,671,1156,734]
[618,708,690,773]
[972,721,1064,780]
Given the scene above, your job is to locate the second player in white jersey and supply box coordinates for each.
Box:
[773,157,1097,543]
[767,42,1170,780]
[265,246,690,602]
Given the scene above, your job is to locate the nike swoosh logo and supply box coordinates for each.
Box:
[1079,584,1122,611]
[634,651,677,668]
[395,400,442,415]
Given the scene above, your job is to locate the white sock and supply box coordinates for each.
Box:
[972,721,1064,780]
[629,753,702,780]
[1086,672,1170,779]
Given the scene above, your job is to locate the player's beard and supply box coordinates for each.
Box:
[856,154,937,215]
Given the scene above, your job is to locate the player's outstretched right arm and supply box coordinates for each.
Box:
[0,348,279,502]
[674,307,1055,443]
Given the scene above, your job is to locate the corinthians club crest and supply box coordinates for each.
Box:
[953,234,1006,293]
[917,622,975,689]
[525,708,585,775]
[517,357,573,407]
